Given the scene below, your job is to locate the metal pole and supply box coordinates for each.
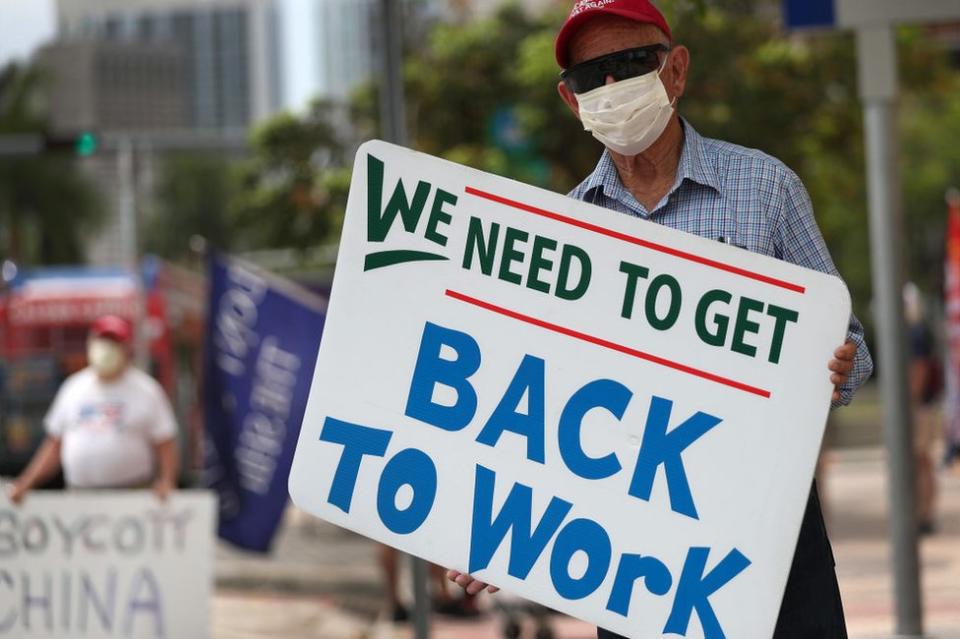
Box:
[376,1,427,636]
[857,26,924,638]
[411,555,430,638]
[378,0,408,145]
[117,137,137,270]
[117,137,148,369]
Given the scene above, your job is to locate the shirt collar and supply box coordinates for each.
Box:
[581,118,721,210]
[679,120,721,193]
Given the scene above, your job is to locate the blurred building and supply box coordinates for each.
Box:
[38,41,187,133]
[314,0,376,103]
[276,0,376,111]
[55,0,282,129]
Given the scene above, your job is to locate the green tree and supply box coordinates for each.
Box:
[0,63,102,264]
[230,100,352,251]
[899,28,960,296]
[146,153,239,260]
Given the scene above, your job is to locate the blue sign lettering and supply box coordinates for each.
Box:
[377,448,438,534]
[477,355,546,463]
[628,397,722,520]
[406,322,482,431]
[319,418,392,513]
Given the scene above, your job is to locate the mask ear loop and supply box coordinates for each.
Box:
[655,45,673,75]
[657,50,678,110]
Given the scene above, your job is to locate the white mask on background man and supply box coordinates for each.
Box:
[575,62,675,157]
[87,338,126,378]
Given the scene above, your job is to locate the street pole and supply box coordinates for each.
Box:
[117,137,148,369]
[376,2,428,637]
[379,0,408,146]
[857,25,924,638]
[117,137,137,270]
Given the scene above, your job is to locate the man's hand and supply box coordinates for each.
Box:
[6,481,28,505]
[446,569,500,595]
[829,341,857,402]
[152,477,174,502]
[152,438,178,502]
[5,436,62,505]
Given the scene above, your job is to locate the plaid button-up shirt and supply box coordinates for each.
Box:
[568,119,873,406]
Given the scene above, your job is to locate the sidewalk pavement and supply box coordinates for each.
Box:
[213,446,960,639]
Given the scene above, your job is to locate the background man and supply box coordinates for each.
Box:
[904,282,940,535]
[449,1,873,637]
[7,314,178,502]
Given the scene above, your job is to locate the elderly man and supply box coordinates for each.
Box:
[449,1,872,637]
[7,315,179,503]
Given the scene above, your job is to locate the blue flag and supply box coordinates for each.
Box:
[204,253,326,551]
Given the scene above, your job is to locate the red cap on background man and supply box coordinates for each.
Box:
[90,315,133,344]
[555,0,672,68]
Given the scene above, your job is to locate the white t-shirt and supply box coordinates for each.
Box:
[45,367,178,488]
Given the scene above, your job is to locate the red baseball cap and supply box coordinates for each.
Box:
[90,315,133,344]
[555,0,672,69]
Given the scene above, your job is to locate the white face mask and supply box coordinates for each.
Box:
[87,338,127,378]
[575,62,675,157]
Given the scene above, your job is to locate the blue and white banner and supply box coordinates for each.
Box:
[204,253,326,551]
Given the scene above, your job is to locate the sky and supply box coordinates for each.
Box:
[0,0,56,67]
[280,0,319,110]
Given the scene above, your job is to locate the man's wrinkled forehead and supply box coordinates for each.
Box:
[567,15,669,66]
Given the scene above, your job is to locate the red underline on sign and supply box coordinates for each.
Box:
[445,289,772,399]
[463,186,806,294]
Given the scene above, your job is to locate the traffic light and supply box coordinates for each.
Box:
[43,131,99,157]
[75,132,98,157]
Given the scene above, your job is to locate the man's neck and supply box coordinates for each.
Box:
[94,365,129,384]
[608,116,684,212]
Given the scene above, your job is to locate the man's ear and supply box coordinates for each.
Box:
[664,44,689,100]
[557,80,581,120]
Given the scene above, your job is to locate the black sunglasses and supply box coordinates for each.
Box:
[561,44,671,94]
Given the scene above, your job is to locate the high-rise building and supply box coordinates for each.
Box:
[314,0,377,103]
[276,0,377,111]
[56,0,282,129]
[38,41,188,133]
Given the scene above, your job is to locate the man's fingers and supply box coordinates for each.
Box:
[152,480,172,502]
[829,358,853,373]
[7,483,25,505]
[465,580,499,595]
[446,569,499,594]
[834,342,856,360]
[832,389,841,402]
[831,373,847,385]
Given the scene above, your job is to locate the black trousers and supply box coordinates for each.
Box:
[597,482,847,639]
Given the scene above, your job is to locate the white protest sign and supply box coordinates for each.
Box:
[288,141,851,639]
[0,490,215,639]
